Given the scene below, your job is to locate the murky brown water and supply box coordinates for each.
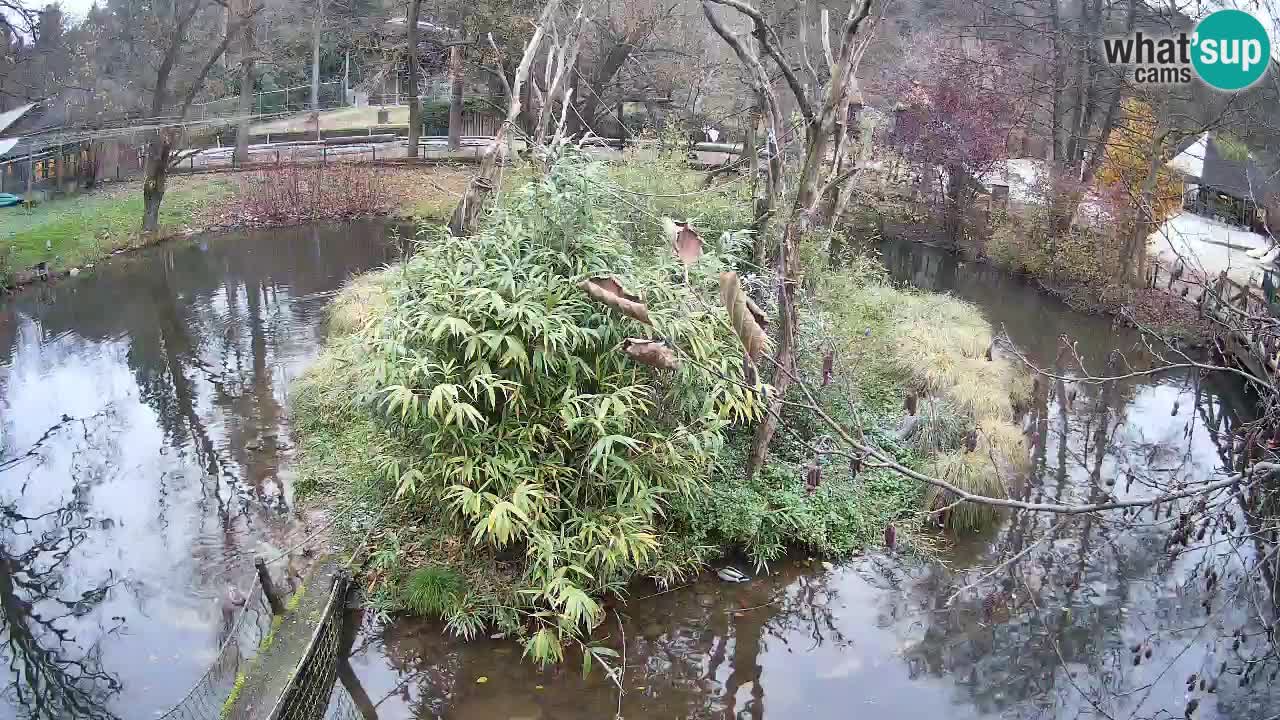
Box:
[4,228,1277,720]
[0,221,406,719]
[339,240,1279,720]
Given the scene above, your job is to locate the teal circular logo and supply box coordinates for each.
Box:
[1192,9,1272,90]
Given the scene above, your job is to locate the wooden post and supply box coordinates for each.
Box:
[255,556,286,614]
[25,150,33,204]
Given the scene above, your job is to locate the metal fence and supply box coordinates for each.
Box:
[191,81,349,122]
[155,575,275,720]
[268,573,350,720]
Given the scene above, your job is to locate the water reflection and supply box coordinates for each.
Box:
[0,222,405,719]
[344,239,1277,719]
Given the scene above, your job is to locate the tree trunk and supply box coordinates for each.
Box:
[944,162,966,249]
[406,0,422,158]
[234,5,255,166]
[1120,131,1166,285]
[310,0,322,110]
[142,135,174,233]
[310,0,323,141]
[564,60,583,137]
[743,93,766,263]
[739,0,873,479]
[448,44,464,150]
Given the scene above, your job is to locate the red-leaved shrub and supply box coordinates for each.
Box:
[233,162,393,225]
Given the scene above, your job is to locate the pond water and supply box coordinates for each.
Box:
[2,227,1276,720]
[0,221,406,719]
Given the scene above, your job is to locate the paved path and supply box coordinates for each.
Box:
[1150,212,1273,288]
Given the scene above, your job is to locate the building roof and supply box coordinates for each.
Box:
[0,103,37,136]
[1167,131,1280,200]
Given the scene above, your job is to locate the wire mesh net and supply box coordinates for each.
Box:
[155,576,274,720]
[270,575,349,720]
[191,81,349,121]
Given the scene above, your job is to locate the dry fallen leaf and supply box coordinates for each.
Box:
[623,338,681,370]
[588,275,639,302]
[580,276,652,326]
[476,676,489,684]
[719,272,768,359]
[663,217,704,266]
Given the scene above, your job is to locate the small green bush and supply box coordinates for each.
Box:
[402,567,464,617]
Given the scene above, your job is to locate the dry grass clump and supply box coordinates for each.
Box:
[824,271,1029,532]
[926,452,1007,531]
[327,267,397,337]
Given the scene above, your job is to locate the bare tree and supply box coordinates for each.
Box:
[448,0,564,236]
[140,0,261,233]
[448,41,463,150]
[701,0,874,478]
[234,0,258,165]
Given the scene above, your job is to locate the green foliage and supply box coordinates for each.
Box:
[987,207,1142,300]
[0,243,13,287]
[670,443,922,568]
[607,129,753,242]
[925,452,1008,532]
[402,567,464,617]
[815,254,1027,532]
[260,614,285,652]
[1214,132,1250,163]
[419,98,496,135]
[299,152,760,662]
[285,585,306,613]
[295,151,1028,668]
[909,397,973,455]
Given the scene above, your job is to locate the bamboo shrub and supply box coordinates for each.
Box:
[351,154,761,661]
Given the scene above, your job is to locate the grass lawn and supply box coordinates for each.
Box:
[0,175,234,278]
[383,165,472,223]
[250,106,411,134]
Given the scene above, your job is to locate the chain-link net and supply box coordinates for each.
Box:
[155,576,274,720]
[268,575,349,720]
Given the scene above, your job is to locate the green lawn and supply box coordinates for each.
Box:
[0,176,232,280]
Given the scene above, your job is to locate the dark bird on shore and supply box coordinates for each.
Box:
[905,392,917,416]
[964,429,978,452]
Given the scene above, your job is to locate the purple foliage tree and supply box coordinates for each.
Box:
[886,43,1014,246]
